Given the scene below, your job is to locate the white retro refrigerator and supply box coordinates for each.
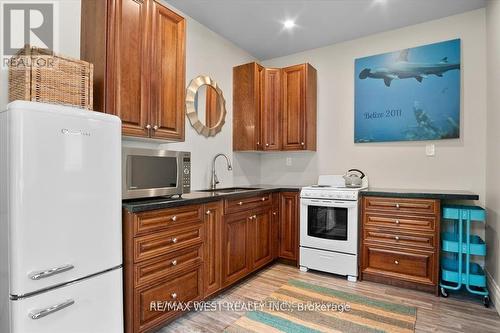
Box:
[0,101,124,332]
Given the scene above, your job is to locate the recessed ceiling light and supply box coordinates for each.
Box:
[374,0,387,4]
[283,19,296,29]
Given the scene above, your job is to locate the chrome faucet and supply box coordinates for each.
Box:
[211,153,232,189]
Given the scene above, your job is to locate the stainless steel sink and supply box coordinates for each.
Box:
[197,187,262,194]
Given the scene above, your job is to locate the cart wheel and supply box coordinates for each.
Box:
[440,287,449,298]
[483,296,490,308]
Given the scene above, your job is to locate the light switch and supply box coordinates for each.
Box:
[425,144,435,157]
[286,157,292,166]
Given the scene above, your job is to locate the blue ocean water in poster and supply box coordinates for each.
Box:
[354,39,461,143]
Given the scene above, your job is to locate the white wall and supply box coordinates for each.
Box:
[123,1,259,190]
[260,10,488,204]
[486,0,500,307]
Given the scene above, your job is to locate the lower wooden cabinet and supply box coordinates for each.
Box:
[222,210,251,286]
[203,201,223,297]
[279,192,300,261]
[360,196,440,294]
[124,190,301,332]
[250,208,274,269]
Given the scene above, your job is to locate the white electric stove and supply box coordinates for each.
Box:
[299,175,368,281]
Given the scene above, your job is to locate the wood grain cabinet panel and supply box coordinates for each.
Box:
[150,1,185,140]
[135,266,202,333]
[261,68,282,150]
[203,201,223,297]
[250,208,274,269]
[222,211,251,286]
[81,0,185,141]
[360,196,440,295]
[233,62,316,151]
[282,64,317,151]
[133,205,203,236]
[279,192,299,261]
[224,194,272,214]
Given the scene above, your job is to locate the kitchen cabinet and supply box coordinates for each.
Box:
[203,201,222,297]
[123,190,301,332]
[250,208,274,269]
[81,0,185,141]
[222,210,251,286]
[282,64,317,150]
[233,62,316,151]
[360,196,440,295]
[279,192,300,261]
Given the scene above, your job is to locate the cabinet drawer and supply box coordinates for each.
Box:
[134,225,203,263]
[224,194,272,214]
[364,213,435,232]
[135,245,203,287]
[364,197,438,215]
[133,205,203,236]
[364,228,436,250]
[135,266,202,332]
[362,245,435,285]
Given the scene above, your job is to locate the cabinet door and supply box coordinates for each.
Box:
[150,0,186,140]
[250,209,273,269]
[203,201,222,297]
[282,64,306,150]
[261,68,282,150]
[272,204,280,260]
[106,0,151,137]
[222,212,251,286]
[279,192,299,260]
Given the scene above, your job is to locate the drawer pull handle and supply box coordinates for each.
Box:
[273,212,277,216]
[395,220,400,224]
[265,143,269,147]
[394,260,399,265]
[171,293,178,299]
[396,203,400,209]
[261,197,266,201]
[249,216,253,220]
[238,202,243,206]
[253,215,257,219]
[395,236,400,241]
[171,216,177,222]
[206,210,211,215]
[171,238,178,244]
[171,260,177,266]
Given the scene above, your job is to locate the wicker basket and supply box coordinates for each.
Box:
[8,46,93,109]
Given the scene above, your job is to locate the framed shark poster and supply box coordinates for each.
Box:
[354,39,461,143]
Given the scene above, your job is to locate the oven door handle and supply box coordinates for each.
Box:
[301,198,357,208]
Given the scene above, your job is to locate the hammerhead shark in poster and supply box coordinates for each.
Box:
[354,39,461,143]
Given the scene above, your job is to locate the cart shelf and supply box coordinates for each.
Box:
[441,258,486,288]
[441,232,486,256]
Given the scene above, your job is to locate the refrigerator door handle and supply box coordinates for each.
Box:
[29,299,75,320]
[28,264,75,280]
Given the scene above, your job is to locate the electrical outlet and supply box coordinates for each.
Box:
[425,144,435,157]
[286,157,292,166]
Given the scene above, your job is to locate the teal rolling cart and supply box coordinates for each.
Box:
[439,205,490,307]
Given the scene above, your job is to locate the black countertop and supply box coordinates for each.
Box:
[360,188,479,201]
[122,185,302,213]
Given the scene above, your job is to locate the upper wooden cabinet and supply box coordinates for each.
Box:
[81,0,185,141]
[282,64,317,151]
[233,62,316,151]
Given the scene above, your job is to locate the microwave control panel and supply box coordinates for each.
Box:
[182,156,191,193]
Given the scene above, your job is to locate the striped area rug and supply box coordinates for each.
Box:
[225,279,417,333]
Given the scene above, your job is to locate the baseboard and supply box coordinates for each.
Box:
[486,269,500,315]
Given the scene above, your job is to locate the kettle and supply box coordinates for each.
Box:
[343,169,366,188]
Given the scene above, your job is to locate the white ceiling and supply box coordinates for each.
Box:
[166,0,486,60]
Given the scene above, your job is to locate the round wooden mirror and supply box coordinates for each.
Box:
[186,75,226,137]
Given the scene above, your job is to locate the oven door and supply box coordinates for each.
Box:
[300,198,358,255]
[122,148,184,199]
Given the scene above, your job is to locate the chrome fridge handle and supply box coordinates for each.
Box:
[29,264,74,280]
[29,299,75,320]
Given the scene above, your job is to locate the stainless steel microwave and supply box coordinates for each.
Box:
[122,148,191,199]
